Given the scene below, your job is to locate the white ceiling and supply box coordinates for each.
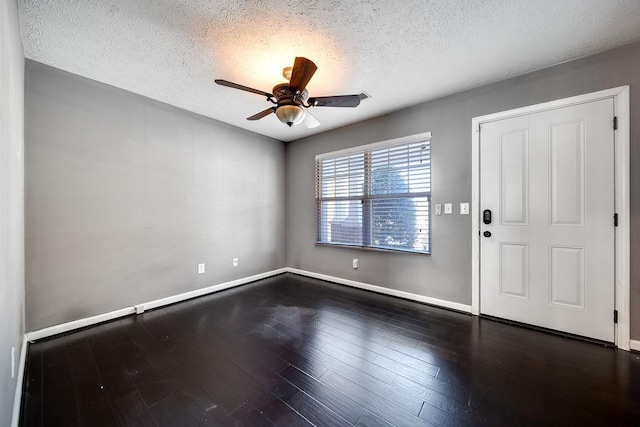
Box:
[19,0,640,142]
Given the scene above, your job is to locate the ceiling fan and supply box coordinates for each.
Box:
[215,57,368,128]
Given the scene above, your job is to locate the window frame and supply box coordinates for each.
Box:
[315,132,432,255]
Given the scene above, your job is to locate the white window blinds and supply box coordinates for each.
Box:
[316,133,431,254]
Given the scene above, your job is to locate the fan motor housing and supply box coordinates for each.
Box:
[272,83,308,105]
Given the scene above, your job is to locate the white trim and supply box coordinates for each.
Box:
[141,268,287,311]
[315,131,432,160]
[287,268,473,313]
[470,86,627,126]
[24,266,468,342]
[26,268,287,341]
[613,87,630,351]
[471,120,481,315]
[27,307,136,341]
[25,266,469,342]
[471,86,631,349]
[10,335,28,427]
[630,340,640,352]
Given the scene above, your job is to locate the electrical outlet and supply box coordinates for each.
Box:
[460,202,470,215]
[444,203,452,214]
[435,204,442,215]
[232,258,239,267]
[198,263,205,274]
[352,258,359,269]
[11,347,15,379]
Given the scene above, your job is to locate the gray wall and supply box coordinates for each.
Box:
[23,42,640,340]
[25,60,286,331]
[287,42,640,339]
[0,0,25,424]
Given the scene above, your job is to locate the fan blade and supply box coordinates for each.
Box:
[289,57,317,92]
[215,79,273,98]
[304,110,320,128]
[247,107,276,121]
[308,94,361,108]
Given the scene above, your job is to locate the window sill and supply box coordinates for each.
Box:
[315,242,431,256]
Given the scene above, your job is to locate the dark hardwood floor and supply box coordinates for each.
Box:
[20,273,640,426]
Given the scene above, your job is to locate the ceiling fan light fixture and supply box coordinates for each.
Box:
[275,104,305,127]
[216,56,367,129]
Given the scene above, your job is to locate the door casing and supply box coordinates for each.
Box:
[471,86,630,350]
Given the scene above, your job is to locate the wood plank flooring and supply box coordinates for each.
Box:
[20,273,640,426]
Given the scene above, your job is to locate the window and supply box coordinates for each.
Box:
[315,132,431,254]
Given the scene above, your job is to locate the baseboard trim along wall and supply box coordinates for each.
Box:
[25,267,634,348]
[27,306,136,342]
[140,268,287,311]
[26,268,288,342]
[286,268,473,314]
[11,334,28,427]
[26,267,474,342]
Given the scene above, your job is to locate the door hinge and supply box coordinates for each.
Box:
[613,116,618,130]
[614,310,618,324]
[614,213,618,227]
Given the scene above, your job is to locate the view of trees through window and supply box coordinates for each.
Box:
[316,136,431,254]
[371,167,416,250]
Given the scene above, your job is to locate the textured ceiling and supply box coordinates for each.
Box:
[19,0,640,142]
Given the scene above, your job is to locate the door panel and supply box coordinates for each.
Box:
[549,245,584,308]
[480,98,615,342]
[499,243,529,299]
[550,120,585,226]
[500,130,529,225]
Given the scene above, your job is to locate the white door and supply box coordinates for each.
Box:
[480,98,615,342]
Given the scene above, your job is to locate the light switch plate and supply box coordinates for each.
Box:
[444,203,452,214]
[435,204,442,215]
[460,202,469,215]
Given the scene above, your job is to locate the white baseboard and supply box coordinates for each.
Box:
[630,340,640,352]
[141,268,287,311]
[26,266,472,342]
[27,306,135,342]
[11,334,28,427]
[286,268,473,313]
[26,268,287,341]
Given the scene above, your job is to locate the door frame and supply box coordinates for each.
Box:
[471,86,630,350]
